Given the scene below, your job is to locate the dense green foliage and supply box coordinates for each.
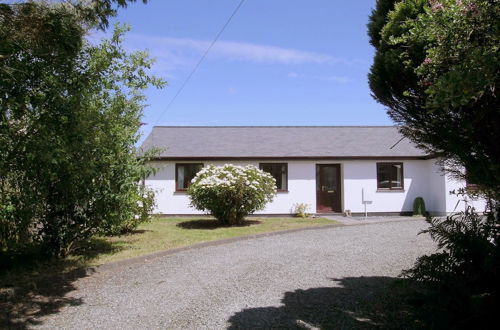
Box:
[369,0,500,324]
[412,197,426,216]
[188,165,277,225]
[0,1,163,258]
[367,0,398,48]
[368,0,500,197]
[403,202,500,328]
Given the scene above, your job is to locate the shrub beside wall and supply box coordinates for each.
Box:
[188,164,277,225]
[413,196,427,216]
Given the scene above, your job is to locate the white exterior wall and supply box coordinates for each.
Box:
[146,160,316,215]
[426,161,447,214]
[443,172,487,215]
[145,159,486,215]
[426,161,487,215]
[342,160,430,214]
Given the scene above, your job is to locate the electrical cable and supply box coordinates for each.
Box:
[152,0,247,126]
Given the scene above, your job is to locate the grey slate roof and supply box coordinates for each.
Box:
[140,126,429,158]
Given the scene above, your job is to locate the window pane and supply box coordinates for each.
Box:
[281,165,287,190]
[377,164,391,189]
[177,166,185,189]
[177,164,203,189]
[390,164,402,188]
[377,163,403,189]
[260,163,287,190]
[274,167,282,189]
[320,166,337,190]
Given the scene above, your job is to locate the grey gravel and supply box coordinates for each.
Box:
[34,220,435,330]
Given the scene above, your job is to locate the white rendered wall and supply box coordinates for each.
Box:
[258,161,316,214]
[146,160,317,215]
[426,161,448,214]
[145,159,485,215]
[444,172,487,214]
[426,160,487,215]
[341,160,431,214]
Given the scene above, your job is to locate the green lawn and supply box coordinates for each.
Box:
[93,216,337,265]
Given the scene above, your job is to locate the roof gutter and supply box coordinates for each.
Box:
[149,155,434,161]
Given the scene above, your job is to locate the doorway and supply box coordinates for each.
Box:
[316,164,342,213]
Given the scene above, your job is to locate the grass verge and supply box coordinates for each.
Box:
[95,216,337,265]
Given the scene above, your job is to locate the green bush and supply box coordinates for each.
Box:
[0,174,37,254]
[0,17,164,258]
[402,201,500,328]
[0,198,21,253]
[102,186,156,235]
[187,164,276,225]
[413,196,426,216]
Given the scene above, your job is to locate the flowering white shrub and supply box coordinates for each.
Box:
[187,164,277,225]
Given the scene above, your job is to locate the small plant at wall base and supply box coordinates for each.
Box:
[413,196,427,216]
[293,203,311,218]
[187,164,277,225]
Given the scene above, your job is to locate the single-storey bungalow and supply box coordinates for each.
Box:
[141,126,485,216]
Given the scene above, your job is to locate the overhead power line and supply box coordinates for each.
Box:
[153,0,247,125]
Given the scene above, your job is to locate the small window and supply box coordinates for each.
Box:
[465,172,479,192]
[176,163,203,191]
[377,163,404,190]
[259,163,288,191]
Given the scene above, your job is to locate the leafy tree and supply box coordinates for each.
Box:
[0,1,164,257]
[188,165,276,225]
[369,1,500,324]
[368,0,500,198]
[73,0,148,29]
[367,0,398,48]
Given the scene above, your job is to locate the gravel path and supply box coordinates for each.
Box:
[34,219,434,329]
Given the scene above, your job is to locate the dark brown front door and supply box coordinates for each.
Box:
[316,164,342,213]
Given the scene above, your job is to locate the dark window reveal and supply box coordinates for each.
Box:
[377,163,404,190]
[465,171,479,192]
[176,163,203,191]
[259,163,288,191]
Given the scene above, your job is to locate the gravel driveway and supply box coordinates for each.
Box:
[34,219,435,329]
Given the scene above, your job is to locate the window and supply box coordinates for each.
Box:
[465,171,479,192]
[259,163,288,191]
[176,163,203,191]
[377,163,404,190]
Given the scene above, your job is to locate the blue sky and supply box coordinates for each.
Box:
[104,0,390,141]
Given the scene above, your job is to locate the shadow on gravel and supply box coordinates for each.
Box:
[228,276,442,330]
[0,266,91,329]
[0,237,121,329]
[177,219,261,230]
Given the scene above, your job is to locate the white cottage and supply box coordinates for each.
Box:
[141,126,485,216]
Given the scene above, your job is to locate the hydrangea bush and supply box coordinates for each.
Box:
[187,164,277,225]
